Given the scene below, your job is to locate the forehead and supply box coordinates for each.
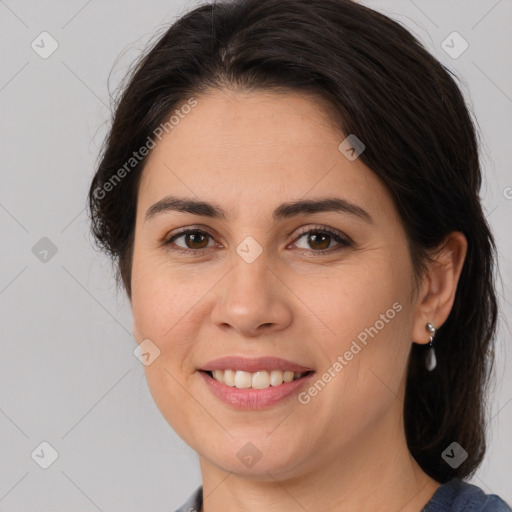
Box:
[137,88,389,220]
[146,89,342,161]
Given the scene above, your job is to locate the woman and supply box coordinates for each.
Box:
[88,0,511,510]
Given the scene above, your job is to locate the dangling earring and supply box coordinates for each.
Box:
[425,322,436,371]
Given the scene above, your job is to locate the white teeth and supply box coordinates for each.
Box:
[234,370,252,388]
[223,369,236,387]
[270,370,284,386]
[208,369,307,388]
[251,371,270,389]
[283,370,294,383]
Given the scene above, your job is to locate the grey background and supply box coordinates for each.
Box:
[0,0,511,510]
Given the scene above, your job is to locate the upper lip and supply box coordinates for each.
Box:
[200,356,314,373]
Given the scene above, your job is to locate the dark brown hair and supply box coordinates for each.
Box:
[88,0,498,483]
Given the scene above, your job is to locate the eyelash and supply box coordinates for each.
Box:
[163,224,352,256]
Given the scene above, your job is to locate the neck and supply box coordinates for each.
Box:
[198,399,440,512]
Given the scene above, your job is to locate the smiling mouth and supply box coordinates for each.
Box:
[201,369,315,389]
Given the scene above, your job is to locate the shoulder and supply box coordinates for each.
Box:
[174,485,203,512]
[422,478,511,512]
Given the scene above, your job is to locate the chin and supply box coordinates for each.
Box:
[197,436,308,479]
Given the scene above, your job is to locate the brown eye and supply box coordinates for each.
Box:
[164,225,351,256]
[293,226,351,253]
[165,229,215,252]
[306,232,331,250]
[183,231,210,249]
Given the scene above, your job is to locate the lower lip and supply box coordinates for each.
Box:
[198,371,315,409]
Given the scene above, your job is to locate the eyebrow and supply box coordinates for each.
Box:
[145,195,373,223]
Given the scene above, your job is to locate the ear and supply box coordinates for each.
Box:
[412,231,467,344]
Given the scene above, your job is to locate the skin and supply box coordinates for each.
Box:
[130,89,467,512]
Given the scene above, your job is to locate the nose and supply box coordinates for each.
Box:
[210,254,293,338]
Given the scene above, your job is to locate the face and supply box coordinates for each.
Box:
[131,89,421,479]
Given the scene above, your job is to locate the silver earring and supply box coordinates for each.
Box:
[425,322,436,371]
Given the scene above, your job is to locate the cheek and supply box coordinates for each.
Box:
[305,257,408,343]
[142,359,205,449]
[130,255,210,437]
[300,298,412,446]
[303,256,413,403]
[131,252,210,341]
